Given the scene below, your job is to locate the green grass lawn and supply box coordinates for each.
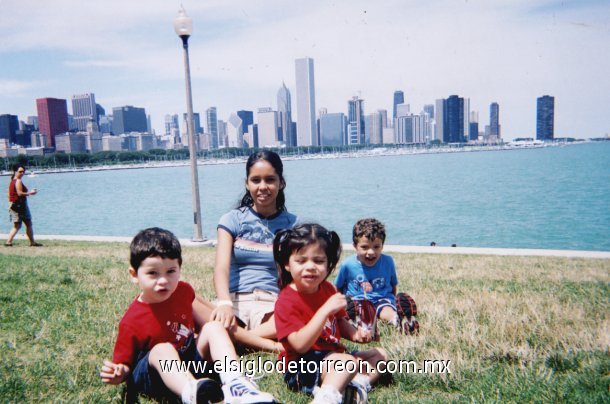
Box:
[1,241,608,402]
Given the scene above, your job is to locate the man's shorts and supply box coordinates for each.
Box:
[229,288,277,330]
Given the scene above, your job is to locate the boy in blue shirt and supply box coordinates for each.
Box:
[334,218,418,335]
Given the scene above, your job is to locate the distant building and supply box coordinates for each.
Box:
[182,112,203,135]
[368,111,384,144]
[36,97,69,148]
[319,113,346,146]
[537,95,554,140]
[0,114,19,144]
[55,132,87,154]
[295,57,317,146]
[423,104,434,120]
[489,102,500,140]
[102,135,122,151]
[112,106,147,135]
[395,103,410,118]
[206,108,218,149]
[434,98,445,142]
[27,116,39,130]
[257,108,280,147]
[393,90,404,119]
[446,95,465,143]
[469,111,479,141]
[165,114,179,136]
[71,93,97,131]
[99,115,113,134]
[348,96,365,145]
[277,82,294,146]
[226,112,243,148]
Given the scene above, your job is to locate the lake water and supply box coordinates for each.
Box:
[3,143,609,251]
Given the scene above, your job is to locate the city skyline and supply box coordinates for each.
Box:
[1,0,609,139]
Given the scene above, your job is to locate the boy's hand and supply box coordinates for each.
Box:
[360,281,373,293]
[322,293,347,316]
[100,360,129,385]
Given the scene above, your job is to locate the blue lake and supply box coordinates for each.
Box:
[3,143,609,251]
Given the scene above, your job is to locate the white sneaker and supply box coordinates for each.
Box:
[187,378,224,404]
[311,385,342,404]
[222,376,275,403]
[343,381,368,404]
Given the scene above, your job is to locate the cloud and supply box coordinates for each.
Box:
[0,79,47,97]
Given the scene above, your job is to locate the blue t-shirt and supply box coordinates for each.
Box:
[218,207,298,294]
[334,254,398,303]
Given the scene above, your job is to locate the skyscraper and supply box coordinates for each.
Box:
[295,57,317,146]
[423,104,434,120]
[434,99,446,143]
[469,111,479,141]
[537,95,554,140]
[112,106,147,135]
[393,90,404,119]
[36,97,69,147]
[348,96,365,144]
[206,108,219,149]
[71,93,97,131]
[237,111,254,135]
[165,114,179,136]
[489,102,500,139]
[277,82,293,146]
[257,108,280,147]
[319,113,346,146]
[0,114,19,144]
[446,95,465,143]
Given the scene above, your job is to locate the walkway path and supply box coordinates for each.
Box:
[3,234,609,259]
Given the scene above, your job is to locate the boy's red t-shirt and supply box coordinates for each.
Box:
[112,281,195,368]
[274,281,347,362]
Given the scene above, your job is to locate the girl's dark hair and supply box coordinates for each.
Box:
[273,223,342,289]
[130,227,182,271]
[239,150,286,211]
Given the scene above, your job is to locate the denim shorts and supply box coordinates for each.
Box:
[128,336,219,400]
[284,350,332,395]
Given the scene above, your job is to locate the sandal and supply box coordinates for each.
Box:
[30,242,43,247]
[4,242,12,247]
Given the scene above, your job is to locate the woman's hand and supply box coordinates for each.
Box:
[210,304,236,329]
[100,360,129,385]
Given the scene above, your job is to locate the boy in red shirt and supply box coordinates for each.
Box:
[100,227,274,403]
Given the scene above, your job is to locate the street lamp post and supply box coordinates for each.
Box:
[174,6,204,241]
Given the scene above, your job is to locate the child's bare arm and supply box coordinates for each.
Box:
[100,360,130,385]
[192,295,214,329]
[286,293,346,354]
[230,327,284,353]
[193,295,282,353]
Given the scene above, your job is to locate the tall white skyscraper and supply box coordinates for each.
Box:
[71,93,97,131]
[295,57,316,146]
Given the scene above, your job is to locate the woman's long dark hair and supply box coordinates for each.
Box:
[273,223,342,289]
[11,164,25,180]
[238,150,287,212]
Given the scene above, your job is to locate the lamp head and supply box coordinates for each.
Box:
[174,5,193,37]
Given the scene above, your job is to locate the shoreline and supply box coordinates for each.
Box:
[0,141,585,176]
[3,233,609,258]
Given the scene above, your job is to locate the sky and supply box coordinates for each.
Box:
[1,0,609,139]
